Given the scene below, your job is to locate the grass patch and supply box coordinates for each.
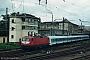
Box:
[0,43,21,50]
[40,50,46,54]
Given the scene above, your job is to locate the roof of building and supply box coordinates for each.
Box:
[9,13,40,19]
[41,19,78,26]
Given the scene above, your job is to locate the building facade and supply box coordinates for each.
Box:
[9,13,40,42]
[0,36,7,43]
[39,19,79,36]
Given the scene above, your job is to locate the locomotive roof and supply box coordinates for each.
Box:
[22,36,33,38]
[22,36,48,38]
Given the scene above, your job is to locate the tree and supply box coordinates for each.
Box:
[1,14,9,20]
[0,20,7,36]
[0,14,9,36]
[10,12,18,16]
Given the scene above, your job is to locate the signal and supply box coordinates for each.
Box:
[39,0,47,5]
[63,0,65,2]
[39,0,41,5]
[46,0,47,4]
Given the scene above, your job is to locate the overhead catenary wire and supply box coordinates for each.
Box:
[44,3,79,17]
[63,0,90,20]
[11,0,15,12]
[14,0,23,9]
[34,1,83,22]
[10,0,80,19]
[11,0,24,13]
[22,0,24,12]
[1,0,90,22]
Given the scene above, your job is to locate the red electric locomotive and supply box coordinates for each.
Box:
[21,36,49,50]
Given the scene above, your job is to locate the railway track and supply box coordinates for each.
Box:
[70,54,90,60]
[0,43,80,57]
[0,40,90,60]
[0,49,23,57]
[0,48,21,52]
[23,46,90,60]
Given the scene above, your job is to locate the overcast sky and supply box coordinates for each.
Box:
[0,0,90,26]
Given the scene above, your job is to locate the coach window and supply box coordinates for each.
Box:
[55,39,57,42]
[78,37,80,39]
[51,39,55,42]
[60,38,63,41]
[56,39,58,42]
[51,39,53,42]
[58,38,60,41]
[11,35,14,39]
[56,38,59,42]
[63,38,65,41]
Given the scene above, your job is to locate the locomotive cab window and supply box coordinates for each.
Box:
[22,38,29,41]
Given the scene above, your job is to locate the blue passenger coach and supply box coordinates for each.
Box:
[48,35,89,45]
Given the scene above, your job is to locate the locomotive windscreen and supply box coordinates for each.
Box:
[22,38,29,41]
[22,38,30,44]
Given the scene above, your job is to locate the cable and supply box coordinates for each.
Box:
[11,0,24,13]
[11,0,15,12]
[63,0,90,20]
[45,3,79,17]
[14,0,23,9]
[22,0,24,12]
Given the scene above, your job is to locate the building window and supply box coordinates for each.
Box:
[22,18,25,22]
[32,19,34,22]
[28,19,31,22]
[34,20,38,24]
[11,35,14,39]
[12,19,15,23]
[22,26,37,30]
[22,26,25,30]
[25,18,29,22]
[41,26,44,29]
[3,38,5,43]
[11,27,15,31]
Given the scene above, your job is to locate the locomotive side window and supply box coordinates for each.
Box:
[32,38,33,41]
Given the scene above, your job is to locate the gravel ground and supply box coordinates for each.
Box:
[46,50,90,60]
